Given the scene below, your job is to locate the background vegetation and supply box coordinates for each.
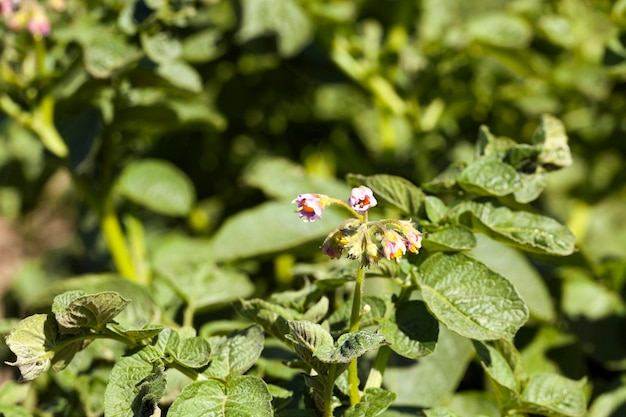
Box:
[1,0,626,416]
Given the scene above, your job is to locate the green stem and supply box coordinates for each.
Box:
[101,195,136,281]
[124,214,151,286]
[348,265,366,405]
[364,345,391,390]
[183,303,195,328]
[0,94,68,158]
[322,364,338,417]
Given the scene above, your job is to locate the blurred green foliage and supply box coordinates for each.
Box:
[1,0,626,416]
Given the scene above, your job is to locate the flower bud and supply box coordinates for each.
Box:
[381,230,406,262]
[28,6,50,37]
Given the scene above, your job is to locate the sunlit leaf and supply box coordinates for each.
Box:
[168,376,273,417]
[451,201,576,256]
[418,252,529,340]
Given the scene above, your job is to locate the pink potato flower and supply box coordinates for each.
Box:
[292,193,327,222]
[349,186,377,214]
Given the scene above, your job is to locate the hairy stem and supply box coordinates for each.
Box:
[322,364,338,417]
[348,265,366,405]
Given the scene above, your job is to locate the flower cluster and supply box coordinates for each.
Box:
[293,186,423,267]
[1,0,64,37]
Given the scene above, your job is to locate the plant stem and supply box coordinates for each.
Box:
[101,195,136,282]
[322,364,338,417]
[124,214,151,286]
[348,265,366,405]
[364,345,391,390]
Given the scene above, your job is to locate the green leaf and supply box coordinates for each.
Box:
[5,314,58,381]
[532,114,572,170]
[117,158,196,217]
[588,381,626,417]
[384,326,473,407]
[182,29,225,63]
[242,156,350,201]
[425,196,449,224]
[53,291,130,330]
[109,323,164,344]
[168,376,273,417]
[141,31,182,63]
[467,12,533,49]
[458,159,522,197]
[204,325,265,378]
[237,0,312,57]
[0,405,34,417]
[154,260,253,311]
[418,252,529,340]
[380,300,438,359]
[315,330,388,363]
[171,337,212,369]
[343,388,396,417]
[157,60,203,93]
[473,341,522,411]
[287,320,334,372]
[423,226,477,251]
[450,201,576,256]
[103,346,163,417]
[83,32,139,78]
[347,174,425,216]
[423,408,462,417]
[235,298,305,343]
[211,200,345,261]
[470,234,555,322]
[521,373,587,417]
[514,172,547,204]
[421,162,466,194]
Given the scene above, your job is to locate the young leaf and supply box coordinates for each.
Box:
[314,330,388,364]
[5,314,57,381]
[450,201,576,256]
[117,158,196,217]
[347,174,425,216]
[287,320,334,371]
[380,300,438,359]
[343,388,396,417]
[418,252,529,340]
[521,373,587,417]
[53,291,130,330]
[514,172,548,203]
[422,226,477,252]
[204,325,265,378]
[172,337,211,369]
[168,376,273,417]
[103,346,164,417]
[532,114,572,170]
[458,159,522,197]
